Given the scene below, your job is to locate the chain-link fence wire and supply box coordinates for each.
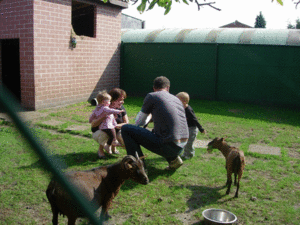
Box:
[0,84,103,224]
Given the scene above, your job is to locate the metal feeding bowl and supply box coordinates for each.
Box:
[202,208,237,225]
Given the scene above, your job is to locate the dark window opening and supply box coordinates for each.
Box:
[72,1,96,37]
[0,39,21,102]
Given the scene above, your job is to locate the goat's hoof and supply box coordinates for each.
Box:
[105,214,112,220]
[101,214,111,221]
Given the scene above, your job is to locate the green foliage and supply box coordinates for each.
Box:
[137,0,148,13]
[254,11,267,28]
[287,18,300,29]
[296,19,300,29]
[274,0,283,6]
[133,0,283,15]
[137,0,174,15]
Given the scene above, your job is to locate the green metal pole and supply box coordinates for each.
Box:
[0,84,102,224]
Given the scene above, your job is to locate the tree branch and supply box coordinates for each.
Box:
[127,0,221,13]
[131,0,139,5]
[195,1,221,11]
[294,0,300,8]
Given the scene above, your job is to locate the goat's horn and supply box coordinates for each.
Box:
[135,152,140,160]
[139,155,146,160]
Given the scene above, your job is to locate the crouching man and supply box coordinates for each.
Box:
[121,76,189,170]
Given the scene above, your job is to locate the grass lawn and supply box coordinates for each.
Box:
[0,97,299,224]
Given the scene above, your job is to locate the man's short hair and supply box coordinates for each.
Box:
[153,76,170,90]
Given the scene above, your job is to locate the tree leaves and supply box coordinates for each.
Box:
[137,0,148,14]
[276,0,283,6]
[135,0,284,15]
[164,0,172,15]
[254,11,267,28]
[147,0,159,10]
[141,0,173,15]
[287,18,300,29]
[182,0,189,5]
[271,0,283,5]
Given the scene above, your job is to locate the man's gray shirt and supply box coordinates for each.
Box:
[141,91,189,143]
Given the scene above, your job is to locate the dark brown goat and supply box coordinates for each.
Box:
[46,153,149,225]
[207,137,245,198]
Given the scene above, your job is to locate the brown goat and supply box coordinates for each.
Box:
[207,137,245,198]
[46,153,149,225]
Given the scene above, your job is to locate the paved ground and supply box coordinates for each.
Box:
[0,111,281,156]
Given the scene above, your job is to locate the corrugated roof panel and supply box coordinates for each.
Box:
[121,28,300,46]
[204,29,224,43]
[183,29,212,43]
[238,29,256,44]
[174,29,195,43]
[153,29,183,42]
[250,29,289,45]
[287,30,300,46]
[216,28,245,44]
[121,29,161,42]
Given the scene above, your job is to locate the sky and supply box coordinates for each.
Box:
[122,0,300,29]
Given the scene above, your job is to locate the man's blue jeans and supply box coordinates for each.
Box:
[121,124,184,163]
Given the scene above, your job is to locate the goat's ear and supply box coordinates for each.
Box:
[221,137,225,142]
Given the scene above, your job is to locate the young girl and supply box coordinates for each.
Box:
[89,90,124,157]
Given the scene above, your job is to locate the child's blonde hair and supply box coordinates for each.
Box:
[96,90,111,104]
[176,92,190,104]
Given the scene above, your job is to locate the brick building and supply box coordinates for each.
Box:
[0,0,127,110]
[121,13,145,29]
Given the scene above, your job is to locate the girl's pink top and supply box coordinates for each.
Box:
[89,105,123,130]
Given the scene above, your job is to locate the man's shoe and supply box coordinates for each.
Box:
[166,156,183,170]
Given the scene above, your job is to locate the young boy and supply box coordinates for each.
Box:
[89,90,124,157]
[176,92,206,159]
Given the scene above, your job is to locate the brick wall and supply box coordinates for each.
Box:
[0,0,35,109]
[34,0,122,109]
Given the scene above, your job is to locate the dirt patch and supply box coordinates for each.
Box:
[288,148,300,159]
[245,156,256,165]
[0,112,49,123]
[0,208,13,221]
[66,124,91,131]
[103,214,132,225]
[174,211,200,224]
[248,145,281,156]
[20,111,49,122]
[40,120,65,126]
